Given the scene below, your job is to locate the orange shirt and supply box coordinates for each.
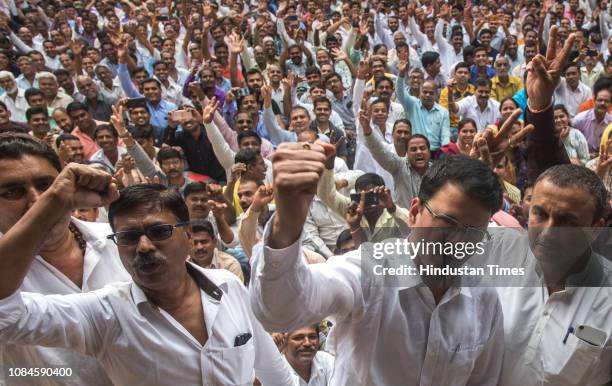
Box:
[578,98,612,114]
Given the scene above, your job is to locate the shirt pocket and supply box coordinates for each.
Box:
[204,342,255,385]
[440,344,483,384]
[541,332,606,385]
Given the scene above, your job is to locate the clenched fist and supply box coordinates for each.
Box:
[268,142,334,249]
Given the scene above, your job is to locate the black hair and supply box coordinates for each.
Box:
[183,181,207,199]
[313,96,332,109]
[355,173,385,191]
[129,125,154,140]
[191,220,215,238]
[418,155,503,214]
[305,66,321,76]
[93,124,118,139]
[0,132,61,172]
[421,51,440,68]
[108,184,190,231]
[239,175,264,187]
[157,147,182,163]
[408,133,430,149]
[152,60,167,70]
[324,72,343,84]
[392,118,412,131]
[25,106,47,121]
[141,77,161,88]
[474,77,492,89]
[454,62,470,72]
[479,28,492,37]
[237,130,262,145]
[55,133,79,148]
[24,87,44,101]
[592,76,612,97]
[235,148,259,166]
[458,118,478,132]
[374,76,394,89]
[66,101,89,114]
[553,104,570,117]
[535,164,607,222]
[335,229,353,250]
[130,66,148,77]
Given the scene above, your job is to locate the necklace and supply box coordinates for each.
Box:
[68,222,87,254]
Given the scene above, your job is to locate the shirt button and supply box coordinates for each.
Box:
[543,311,549,316]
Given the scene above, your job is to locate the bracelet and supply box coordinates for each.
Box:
[527,99,553,114]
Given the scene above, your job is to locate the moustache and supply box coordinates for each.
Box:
[297,348,316,354]
[132,252,167,269]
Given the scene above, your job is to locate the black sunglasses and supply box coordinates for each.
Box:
[107,222,190,246]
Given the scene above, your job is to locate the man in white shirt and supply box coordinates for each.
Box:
[0,133,130,386]
[554,62,592,117]
[279,325,335,386]
[0,167,295,385]
[0,71,28,122]
[448,77,501,132]
[489,164,612,386]
[250,148,505,385]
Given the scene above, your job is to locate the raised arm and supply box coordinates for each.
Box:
[249,142,364,332]
[359,108,405,175]
[202,98,236,172]
[0,163,118,299]
[261,84,295,146]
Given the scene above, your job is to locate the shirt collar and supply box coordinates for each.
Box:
[131,261,227,306]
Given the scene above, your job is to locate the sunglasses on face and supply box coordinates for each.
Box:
[107,222,189,246]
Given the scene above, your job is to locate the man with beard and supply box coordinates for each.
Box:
[55,133,85,166]
[448,77,501,133]
[279,325,335,386]
[554,63,593,117]
[188,221,244,283]
[0,71,28,122]
[503,35,521,74]
[0,133,128,386]
[396,59,450,153]
[36,72,74,111]
[0,176,295,385]
[224,148,269,217]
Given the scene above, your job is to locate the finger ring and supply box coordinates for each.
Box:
[302,143,311,150]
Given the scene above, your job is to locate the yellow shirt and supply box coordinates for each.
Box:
[491,76,524,102]
[439,84,475,127]
[600,122,612,154]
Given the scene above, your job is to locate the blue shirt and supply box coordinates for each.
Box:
[396,77,450,150]
[469,65,496,84]
[117,63,177,144]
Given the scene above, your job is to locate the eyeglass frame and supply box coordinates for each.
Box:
[421,201,491,242]
[106,222,191,246]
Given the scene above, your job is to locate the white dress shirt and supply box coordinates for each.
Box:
[0,263,295,386]
[456,95,501,132]
[250,228,505,386]
[288,350,335,386]
[554,78,592,117]
[0,219,131,386]
[0,88,28,122]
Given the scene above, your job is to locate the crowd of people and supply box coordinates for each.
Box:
[0,0,611,384]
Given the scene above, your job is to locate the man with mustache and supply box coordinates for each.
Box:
[0,171,295,385]
[188,222,244,283]
[279,325,334,386]
[447,77,500,132]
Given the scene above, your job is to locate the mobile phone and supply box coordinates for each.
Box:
[235,88,250,97]
[350,191,378,207]
[157,15,170,22]
[574,325,607,347]
[287,15,298,21]
[586,49,598,57]
[126,97,147,109]
[171,110,193,122]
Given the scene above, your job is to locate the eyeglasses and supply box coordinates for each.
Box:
[421,201,491,243]
[107,222,189,246]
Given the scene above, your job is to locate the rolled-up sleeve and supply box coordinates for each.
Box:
[249,216,364,332]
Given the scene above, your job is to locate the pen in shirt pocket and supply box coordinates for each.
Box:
[450,344,460,362]
[563,326,575,344]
